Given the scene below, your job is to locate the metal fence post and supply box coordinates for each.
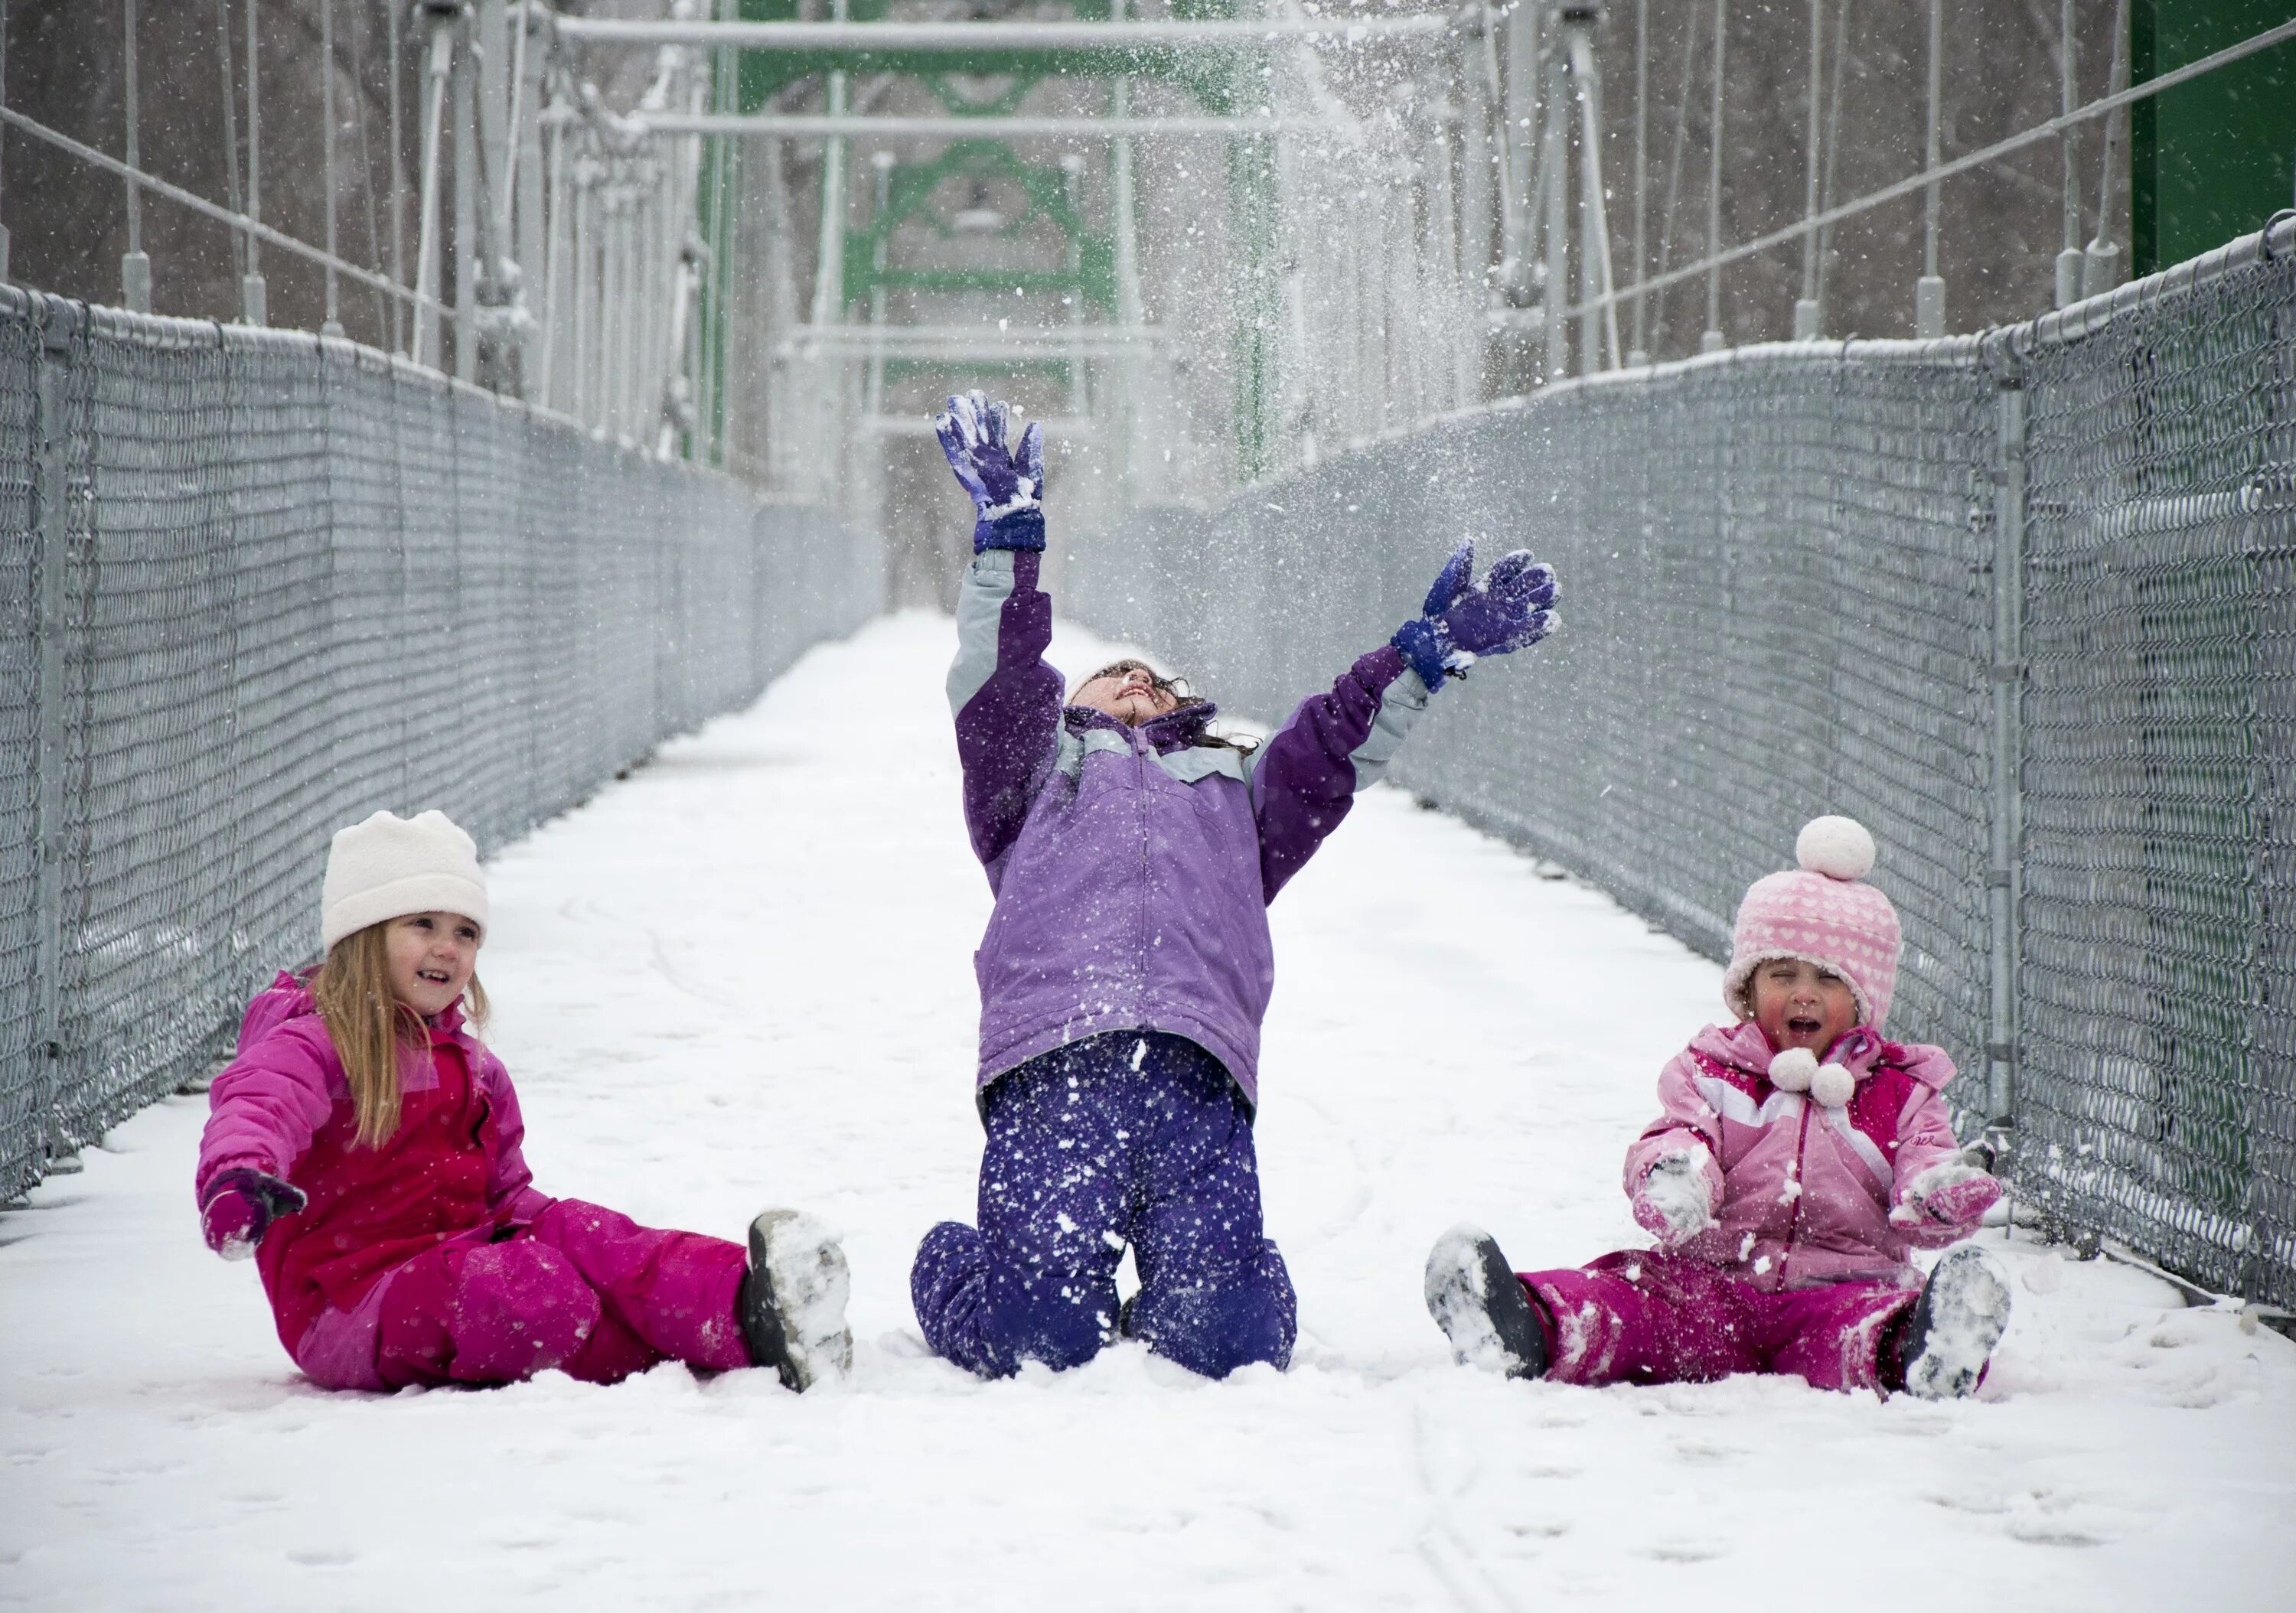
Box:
[0,0,11,286]
[1914,0,1945,337]
[242,0,267,326]
[1699,0,1726,354]
[1987,375,2027,1154]
[121,0,152,313]
[31,300,79,1175]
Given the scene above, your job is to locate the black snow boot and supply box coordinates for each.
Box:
[1889,1244,2011,1400]
[739,1209,853,1392]
[1424,1224,1548,1380]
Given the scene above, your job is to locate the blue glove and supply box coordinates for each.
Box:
[934,390,1046,552]
[1391,539,1559,689]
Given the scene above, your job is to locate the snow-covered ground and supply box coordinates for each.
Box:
[4,612,2291,1611]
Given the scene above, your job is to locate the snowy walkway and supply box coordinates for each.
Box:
[4,614,2292,1611]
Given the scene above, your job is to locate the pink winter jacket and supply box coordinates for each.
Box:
[1623,1020,1975,1290]
[195,973,553,1364]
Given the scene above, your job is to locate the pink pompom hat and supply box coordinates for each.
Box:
[1722,816,1902,1031]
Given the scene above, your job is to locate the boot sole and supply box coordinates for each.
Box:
[746,1210,853,1392]
[1424,1224,1545,1380]
[1904,1245,2011,1401]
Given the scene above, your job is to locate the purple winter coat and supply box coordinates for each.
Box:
[951,547,1434,1106]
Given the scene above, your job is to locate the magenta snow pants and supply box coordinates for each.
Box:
[1520,1250,1919,1393]
[305,1198,752,1390]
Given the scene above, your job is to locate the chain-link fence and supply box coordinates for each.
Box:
[0,288,882,1201]
[1063,215,2296,1312]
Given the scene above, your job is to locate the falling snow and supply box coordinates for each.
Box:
[1,615,2289,1610]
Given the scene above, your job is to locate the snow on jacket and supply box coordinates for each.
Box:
[194,973,553,1360]
[1623,1019,1971,1289]
[950,547,1433,1106]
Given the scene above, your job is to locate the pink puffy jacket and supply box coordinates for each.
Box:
[1623,1020,1979,1290]
[195,973,553,1363]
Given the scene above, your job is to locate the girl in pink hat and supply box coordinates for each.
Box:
[1424,816,2011,1399]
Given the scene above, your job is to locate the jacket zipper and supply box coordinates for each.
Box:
[1136,732,1152,989]
[1780,1097,1815,1274]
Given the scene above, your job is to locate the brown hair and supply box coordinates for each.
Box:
[1075,658,1258,755]
[311,919,489,1149]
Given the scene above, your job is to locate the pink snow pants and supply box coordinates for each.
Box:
[1520,1250,1919,1393]
[367,1199,752,1389]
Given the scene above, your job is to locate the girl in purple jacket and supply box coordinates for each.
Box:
[1425,817,2012,1400]
[194,809,851,1393]
[911,392,1558,1380]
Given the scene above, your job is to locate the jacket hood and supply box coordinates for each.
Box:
[1063,699,1221,754]
[236,968,472,1055]
[238,971,321,1053]
[1689,1018,1955,1092]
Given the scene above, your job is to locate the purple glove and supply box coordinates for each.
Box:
[201,1168,308,1261]
[934,390,1046,553]
[1391,539,1558,689]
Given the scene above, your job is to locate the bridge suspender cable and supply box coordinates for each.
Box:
[1564,12,2296,328]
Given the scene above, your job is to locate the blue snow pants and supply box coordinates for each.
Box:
[911,1031,1297,1380]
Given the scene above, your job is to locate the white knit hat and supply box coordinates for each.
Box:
[321,810,488,951]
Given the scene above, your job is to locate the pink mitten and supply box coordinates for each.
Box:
[1923,1173,2003,1227]
[1890,1162,2001,1230]
[200,1168,307,1260]
[1632,1151,1717,1245]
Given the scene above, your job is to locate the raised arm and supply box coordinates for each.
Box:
[1251,647,1432,901]
[938,392,1063,876]
[1252,538,1558,901]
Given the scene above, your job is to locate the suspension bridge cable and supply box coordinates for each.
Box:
[1570,11,2296,327]
[0,103,443,321]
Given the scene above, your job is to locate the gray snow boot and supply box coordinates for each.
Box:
[1424,1224,1548,1380]
[1893,1244,2011,1400]
[739,1210,854,1392]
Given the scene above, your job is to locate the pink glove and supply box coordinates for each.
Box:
[1890,1162,2001,1230]
[1632,1150,1717,1246]
[201,1168,307,1260]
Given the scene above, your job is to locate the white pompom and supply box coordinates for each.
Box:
[1768,1046,1818,1093]
[1811,1061,1857,1107]
[1795,815,1877,881]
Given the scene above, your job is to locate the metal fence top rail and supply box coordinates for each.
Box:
[1276,208,2296,477]
[0,283,744,484]
[550,15,1461,51]
[2022,210,2296,350]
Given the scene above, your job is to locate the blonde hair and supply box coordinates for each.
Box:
[311,919,489,1149]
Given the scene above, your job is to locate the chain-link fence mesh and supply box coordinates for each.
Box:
[2016,225,2296,1306]
[0,288,881,1198]
[1064,217,2296,1311]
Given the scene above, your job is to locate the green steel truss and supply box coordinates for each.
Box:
[692,0,1288,481]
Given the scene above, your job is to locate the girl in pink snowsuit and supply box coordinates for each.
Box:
[1425,816,2012,1400]
[195,810,852,1393]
